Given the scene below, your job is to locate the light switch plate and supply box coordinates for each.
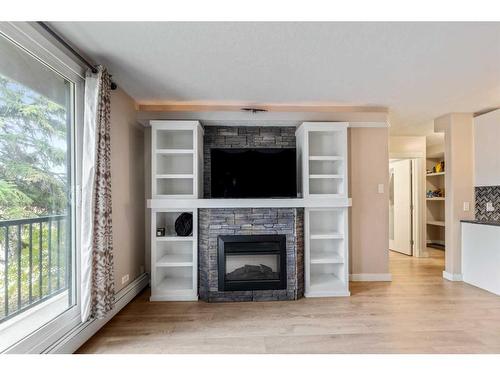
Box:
[486,202,495,212]
[378,184,384,194]
[463,202,470,212]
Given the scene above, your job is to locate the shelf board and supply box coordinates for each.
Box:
[156,174,194,179]
[427,197,445,201]
[310,233,344,240]
[155,277,193,291]
[156,236,194,242]
[156,149,194,154]
[309,156,344,161]
[310,273,346,291]
[156,262,193,267]
[426,172,445,177]
[156,254,193,267]
[310,256,344,265]
[427,221,445,227]
[153,194,196,199]
[309,174,343,179]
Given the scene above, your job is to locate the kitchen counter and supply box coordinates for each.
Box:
[461,219,500,227]
[462,221,500,295]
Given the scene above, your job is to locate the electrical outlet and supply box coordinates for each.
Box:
[378,184,384,194]
[121,274,129,285]
[486,202,495,212]
[463,202,470,212]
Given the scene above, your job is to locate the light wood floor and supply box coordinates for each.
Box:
[78,249,500,354]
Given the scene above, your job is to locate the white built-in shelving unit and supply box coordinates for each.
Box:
[151,121,203,198]
[426,152,446,250]
[149,120,351,301]
[150,121,202,301]
[305,208,349,296]
[151,209,198,301]
[296,122,348,198]
[297,122,350,297]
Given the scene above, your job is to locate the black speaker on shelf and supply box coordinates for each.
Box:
[175,212,193,236]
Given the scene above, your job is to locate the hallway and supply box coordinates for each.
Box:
[388,248,445,281]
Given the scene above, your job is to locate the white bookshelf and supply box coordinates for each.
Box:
[151,209,198,301]
[305,208,350,297]
[151,121,203,199]
[150,120,202,301]
[296,122,348,198]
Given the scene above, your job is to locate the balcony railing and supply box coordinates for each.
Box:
[0,215,69,323]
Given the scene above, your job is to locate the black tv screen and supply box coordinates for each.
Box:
[211,148,297,198]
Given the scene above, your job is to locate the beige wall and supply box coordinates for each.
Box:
[435,113,475,278]
[349,127,390,276]
[110,88,145,291]
[389,136,426,158]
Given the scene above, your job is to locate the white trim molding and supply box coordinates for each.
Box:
[148,197,352,209]
[350,273,392,281]
[442,271,463,282]
[45,273,149,354]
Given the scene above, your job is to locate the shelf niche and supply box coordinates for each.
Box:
[305,207,349,297]
[296,122,348,199]
[426,155,446,250]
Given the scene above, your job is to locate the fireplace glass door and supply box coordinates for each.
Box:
[225,253,280,281]
[218,235,287,291]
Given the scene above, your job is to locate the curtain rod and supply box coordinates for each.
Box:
[37,22,117,90]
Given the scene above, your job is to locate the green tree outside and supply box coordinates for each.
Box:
[0,73,70,320]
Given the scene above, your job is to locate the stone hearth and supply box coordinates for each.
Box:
[198,208,304,302]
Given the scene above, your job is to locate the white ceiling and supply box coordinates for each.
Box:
[50,22,500,136]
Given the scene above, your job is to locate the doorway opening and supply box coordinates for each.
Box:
[389,159,416,256]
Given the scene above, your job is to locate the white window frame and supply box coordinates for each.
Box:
[0,22,85,353]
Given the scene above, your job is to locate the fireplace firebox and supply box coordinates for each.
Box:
[218,235,287,291]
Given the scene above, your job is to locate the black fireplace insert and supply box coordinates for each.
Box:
[218,235,287,291]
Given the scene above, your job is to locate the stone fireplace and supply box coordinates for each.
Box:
[199,208,304,302]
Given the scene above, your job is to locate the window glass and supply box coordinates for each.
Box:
[0,33,75,351]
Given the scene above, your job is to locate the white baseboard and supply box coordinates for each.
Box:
[442,271,463,281]
[350,273,392,281]
[45,272,149,354]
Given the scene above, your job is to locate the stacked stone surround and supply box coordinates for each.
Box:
[199,126,303,302]
[475,186,500,222]
[203,126,296,198]
[198,208,304,302]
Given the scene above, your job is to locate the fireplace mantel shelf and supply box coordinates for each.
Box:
[148,197,352,209]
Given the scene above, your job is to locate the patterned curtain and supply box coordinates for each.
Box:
[81,66,115,321]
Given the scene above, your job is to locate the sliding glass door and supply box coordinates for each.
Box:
[0,27,82,352]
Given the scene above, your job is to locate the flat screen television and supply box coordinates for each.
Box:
[211,148,297,198]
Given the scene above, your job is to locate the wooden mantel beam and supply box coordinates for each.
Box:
[137,101,388,114]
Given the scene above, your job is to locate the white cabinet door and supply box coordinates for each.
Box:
[474,109,500,187]
[462,223,500,295]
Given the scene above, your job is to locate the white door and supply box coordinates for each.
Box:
[389,159,413,255]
